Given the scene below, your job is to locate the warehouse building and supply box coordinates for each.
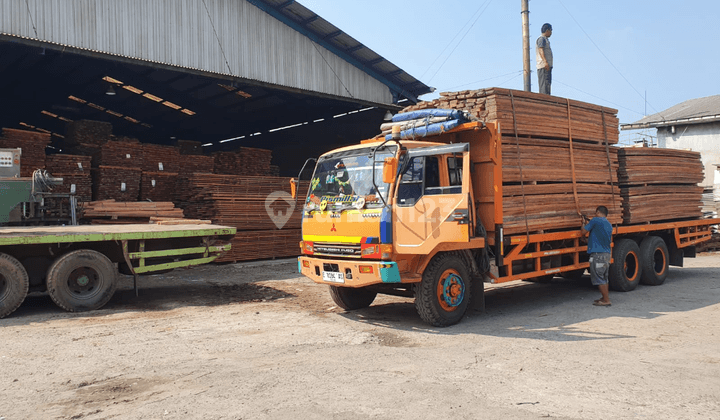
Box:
[0,0,430,175]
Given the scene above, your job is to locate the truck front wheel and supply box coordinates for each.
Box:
[46,250,118,312]
[609,239,642,292]
[0,253,30,319]
[639,236,669,286]
[329,286,377,310]
[415,254,471,327]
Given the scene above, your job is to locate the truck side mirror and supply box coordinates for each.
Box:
[290,178,297,199]
[382,157,398,184]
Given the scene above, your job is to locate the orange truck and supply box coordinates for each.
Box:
[293,120,718,326]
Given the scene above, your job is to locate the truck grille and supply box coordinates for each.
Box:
[313,242,361,257]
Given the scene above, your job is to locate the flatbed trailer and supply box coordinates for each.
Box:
[0,223,236,318]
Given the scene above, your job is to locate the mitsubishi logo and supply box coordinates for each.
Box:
[331,223,337,232]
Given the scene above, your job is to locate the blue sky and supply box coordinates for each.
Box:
[298,0,720,144]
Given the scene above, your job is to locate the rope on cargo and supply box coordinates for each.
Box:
[509,91,531,245]
[602,109,618,230]
[566,98,583,219]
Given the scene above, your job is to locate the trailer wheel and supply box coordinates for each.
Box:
[415,254,471,327]
[0,253,30,319]
[609,239,642,292]
[46,250,118,312]
[329,286,377,310]
[639,236,669,286]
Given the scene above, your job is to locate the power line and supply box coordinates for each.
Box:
[201,0,233,75]
[442,70,523,91]
[554,80,645,117]
[24,0,39,38]
[428,0,494,84]
[310,41,355,99]
[419,0,492,80]
[557,0,660,115]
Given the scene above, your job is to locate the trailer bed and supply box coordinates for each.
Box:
[0,223,236,245]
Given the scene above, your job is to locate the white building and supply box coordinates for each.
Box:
[621,95,720,188]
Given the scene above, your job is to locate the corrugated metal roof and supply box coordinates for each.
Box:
[621,94,720,130]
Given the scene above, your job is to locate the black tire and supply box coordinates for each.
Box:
[609,239,642,292]
[415,254,471,327]
[329,286,377,310]
[639,236,669,286]
[0,253,30,319]
[46,250,118,312]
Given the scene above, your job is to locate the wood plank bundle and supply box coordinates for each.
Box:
[237,147,273,176]
[0,128,51,177]
[91,166,141,201]
[142,143,180,172]
[402,87,619,144]
[215,230,301,263]
[212,151,239,175]
[140,172,178,202]
[51,173,93,202]
[81,200,184,223]
[46,154,92,174]
[65,120,113,146]
[97,140,143,168]
[183,155,215,174]
[618,148,704,224]
[176,140,203,155]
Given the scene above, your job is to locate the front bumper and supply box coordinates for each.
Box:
[298,256,401,287]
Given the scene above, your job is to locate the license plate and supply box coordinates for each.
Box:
[322,271,344,283]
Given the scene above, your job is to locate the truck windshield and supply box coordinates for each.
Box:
[308,148,395,206]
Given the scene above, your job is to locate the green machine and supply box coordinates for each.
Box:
[0,148,73,225]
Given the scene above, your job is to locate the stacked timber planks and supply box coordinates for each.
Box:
[177,139,203,155]
[237,147,273,176]
[97,140,143,167]
[81,200,184,224]
[0,128,51,177]
[402,87,619,144]
[140,171,179,202]
[46,154,93,202]
[397,88,622,234]
[65,120,113,146]
[617,148,704,224]
[176,174,308,262]
[184,155,215,173]
[142,143,180,173]
[212,151,240,175]
[91,166,141,201]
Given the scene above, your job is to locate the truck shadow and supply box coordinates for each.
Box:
[339,265,720,342]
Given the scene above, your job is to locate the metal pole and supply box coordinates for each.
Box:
[521,0,531,92]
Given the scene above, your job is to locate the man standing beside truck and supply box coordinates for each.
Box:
[582,206,613,307]
[536,23,553,95]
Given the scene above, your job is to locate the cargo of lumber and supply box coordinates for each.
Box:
[91,166,141,201]
[401,88,619,144]
[65,120,113,146]
[140,172,179,202]
[81,200,185,223]
[618,148,704,224]
[142,143,180,172]
[0,128,50,177]
[184,155,215,173]
[501,138,622,234]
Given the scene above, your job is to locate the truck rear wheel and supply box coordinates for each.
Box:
[329,286,377,310]
[639,236,669,286]
[609,239,642,292]
[46,250,118,312]
[415,254,471,327]
[0,253,29,319]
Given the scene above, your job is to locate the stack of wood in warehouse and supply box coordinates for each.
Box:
[400,88,622,234]
[66,120,113,163]
[91,139,143,202]
[45,154,93,202]
[0,128,50,177]
[617,148,704,223]
[176,174,308,263]
[212,147,275,176]
[140,143,180,202]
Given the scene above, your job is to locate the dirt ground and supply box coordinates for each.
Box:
[1,253,719,420]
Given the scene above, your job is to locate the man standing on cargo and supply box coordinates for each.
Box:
[581,206,612,306]
[536,23,553,95]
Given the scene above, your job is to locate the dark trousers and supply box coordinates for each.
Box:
[538,67,552,95]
